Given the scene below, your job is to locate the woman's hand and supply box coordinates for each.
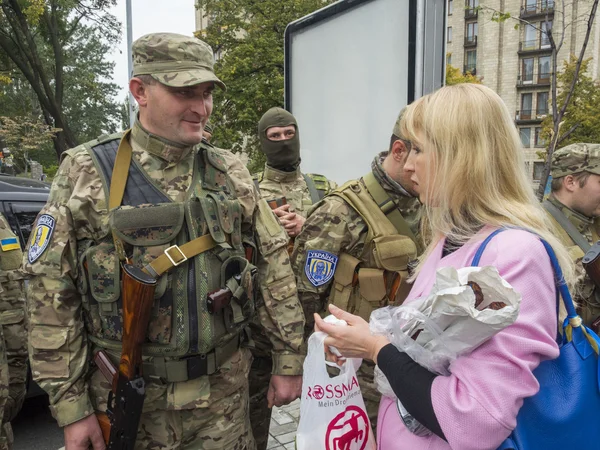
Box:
[314,304,390,364]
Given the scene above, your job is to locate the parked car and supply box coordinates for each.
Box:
[0,175,50,398]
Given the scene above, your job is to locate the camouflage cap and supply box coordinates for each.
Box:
[551,143,600,178]
[204,122,214,134]
[132,32,225,90]
[392,107,407,138]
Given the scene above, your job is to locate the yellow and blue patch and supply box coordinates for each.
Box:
[305,250,338,287]
[28,214,55,264]
[0,237,19,252]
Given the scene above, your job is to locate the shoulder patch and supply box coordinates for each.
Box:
[305,250,338,287]
[28,214,55,264]
[0,237,19,252]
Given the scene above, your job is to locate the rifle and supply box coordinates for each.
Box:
[93,263,157,449]
[266,197,295,255]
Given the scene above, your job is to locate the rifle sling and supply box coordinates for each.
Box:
[543,200,591,252]
[363,172,417,245]
[110,132,221,277]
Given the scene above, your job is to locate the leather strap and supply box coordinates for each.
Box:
[543,200,591,252]
[363,172,418,245]
[109,132,220,273]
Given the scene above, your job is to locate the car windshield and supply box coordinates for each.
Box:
[0,177,50,190]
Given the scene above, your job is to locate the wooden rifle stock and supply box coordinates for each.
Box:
[95,263,156,449]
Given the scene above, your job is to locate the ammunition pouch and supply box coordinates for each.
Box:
[220,256,258,331]
[329,253,360,312]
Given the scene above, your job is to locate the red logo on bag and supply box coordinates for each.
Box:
[325,405,369,450]
[312,385,325,400]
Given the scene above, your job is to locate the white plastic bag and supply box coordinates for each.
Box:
[296,332,376,450]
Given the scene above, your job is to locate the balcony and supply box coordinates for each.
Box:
[465,8,478,19]
[464,35,478,47]
[516,72,552,87]
[521,1,555,19]
[464,64,477,75]
[515,109,550,122]
[519,40,552,53]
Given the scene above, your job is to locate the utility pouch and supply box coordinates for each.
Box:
[372,235,417,272]
[329,253,360,312]
[218,256,258,332]
[356,268,387,321]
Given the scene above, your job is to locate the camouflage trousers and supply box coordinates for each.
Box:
[0,327,10,450]
[248,356,272,450]
[90,348,256,450]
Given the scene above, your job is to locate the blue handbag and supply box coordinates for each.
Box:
[471,229,600,450]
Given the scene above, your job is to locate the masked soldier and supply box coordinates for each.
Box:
[291,109,423,431]
[249,107,335,449]
[0,213,27,449]
[23,33,304,450]
[545,143,600,330]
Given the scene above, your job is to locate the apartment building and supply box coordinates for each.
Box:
[447,0,600,184]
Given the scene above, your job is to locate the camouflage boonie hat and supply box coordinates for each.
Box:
[551,143,600,178]
[132,32,225,90]
[392,107,407,138]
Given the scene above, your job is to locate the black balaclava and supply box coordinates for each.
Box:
[258,107,301,171]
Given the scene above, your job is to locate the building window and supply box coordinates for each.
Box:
[538,56,551,83]
[465,49,477,73]
[466,22,478,44]
[537,92,549,115]
[524,0,537,13]
[521,93,533,119]
[524,24,537,49]
[533,162,545,181]
[447,26,453,43]
[535,127,547,147]
[520,128,532,147]
[466,0,479,7]
[448,0,453,15]
[521,58,534,83]
[541,21,553,48]
[447,53,453,66]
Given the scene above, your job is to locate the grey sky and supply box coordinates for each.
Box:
[108,0,197,100]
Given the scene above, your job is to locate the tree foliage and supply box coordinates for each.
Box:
[541,56,600,149]
[445,63,482,85]
[0,115,60,172]
[196,0,335,171]
[0,0,121,158]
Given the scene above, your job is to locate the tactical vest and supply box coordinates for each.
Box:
[253,171,332,206]
[71,133,257,380]
[327,173,418,321]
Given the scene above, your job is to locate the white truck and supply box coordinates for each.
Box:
[285,0,447,184]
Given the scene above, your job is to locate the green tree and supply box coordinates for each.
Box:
[0,0,121,157]
[197,0,335,170]
[445,64,482,85]
[541,56,600,149]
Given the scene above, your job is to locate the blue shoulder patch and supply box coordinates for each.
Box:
[28,214,55,264]
[305,250,338,287]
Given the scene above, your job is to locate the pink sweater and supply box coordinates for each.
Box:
[377,228,560,450]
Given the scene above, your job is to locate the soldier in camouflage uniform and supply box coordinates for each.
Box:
[0,213,27,449]
[250,107,335,450]
[23,33,304,450]
[546,143,600,329]
[291,110,423,431]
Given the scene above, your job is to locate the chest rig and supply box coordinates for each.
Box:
[79,132,257,378]
[328,173,419,321]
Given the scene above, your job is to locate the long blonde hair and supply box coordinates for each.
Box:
[401,83,575,291]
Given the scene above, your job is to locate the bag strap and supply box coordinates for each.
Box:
[542,200,591,252]
[470,228,579,330]
[303,173,322,204]
[363,171,418,245]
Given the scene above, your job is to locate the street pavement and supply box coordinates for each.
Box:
[10,395,301,450]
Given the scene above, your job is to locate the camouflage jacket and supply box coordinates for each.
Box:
[291,152,421,333]
[23,121,305,427]
[256,165,336,218]
[0,213,27,445]
[545,195,600,326]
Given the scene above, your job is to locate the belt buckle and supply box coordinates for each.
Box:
[164,245,188,266]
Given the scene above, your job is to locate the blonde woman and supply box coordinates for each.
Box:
[315,83,574,450]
